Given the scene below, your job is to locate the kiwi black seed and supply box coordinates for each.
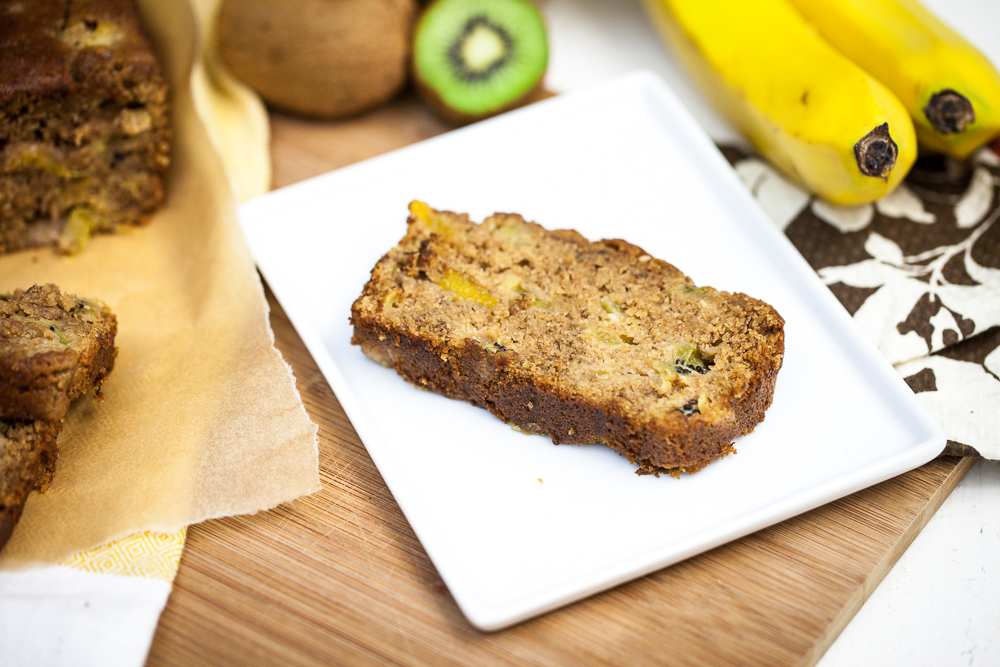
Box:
[413,0,549,125]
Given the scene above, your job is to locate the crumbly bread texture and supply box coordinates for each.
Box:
[1,283,118,421]
[350,202,785,476]
[0,0,171,255]
[0,419,62,550]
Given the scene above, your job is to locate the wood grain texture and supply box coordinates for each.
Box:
[146,92,974,666]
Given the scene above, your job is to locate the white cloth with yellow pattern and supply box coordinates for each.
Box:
[0,530,186,665]
[0,0,270,662]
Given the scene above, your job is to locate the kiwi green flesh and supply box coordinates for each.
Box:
[414,0,548,117]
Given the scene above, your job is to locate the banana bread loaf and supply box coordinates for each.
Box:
[0,0,170,255]
[0,283,117,550]
[350,202,785,476]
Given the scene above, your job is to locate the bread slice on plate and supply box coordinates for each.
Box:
[350,202,785,476]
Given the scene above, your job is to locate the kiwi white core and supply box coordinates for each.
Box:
[462,22,508,74]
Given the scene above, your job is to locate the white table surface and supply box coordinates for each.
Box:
[541,0,1000,664]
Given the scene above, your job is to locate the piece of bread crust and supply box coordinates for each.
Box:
[1,283,118,421]
[350,202,785,476]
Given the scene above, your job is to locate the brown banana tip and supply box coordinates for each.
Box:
[854,123,898,180]
[924,89,975,134]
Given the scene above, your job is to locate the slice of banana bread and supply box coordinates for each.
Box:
[1,283,118,421]
[0,0,171,255]
[350,202,785,476]
[1,283,117,550]
[0,419,62,550]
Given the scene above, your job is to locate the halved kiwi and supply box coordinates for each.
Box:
[412,0,549,125]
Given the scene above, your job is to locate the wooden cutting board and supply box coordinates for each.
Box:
[146,93,974,667]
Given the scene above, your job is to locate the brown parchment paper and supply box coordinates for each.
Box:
[0,0,320,568]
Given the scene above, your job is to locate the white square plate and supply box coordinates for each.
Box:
[239,71,945,631]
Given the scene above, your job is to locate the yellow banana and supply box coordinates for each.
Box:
[642,0,917,206]
[786,0,1000,159]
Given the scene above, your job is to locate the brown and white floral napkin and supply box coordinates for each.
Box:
[719,144,1000,460]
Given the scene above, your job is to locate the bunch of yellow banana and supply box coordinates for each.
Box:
[786,0,1000,159]
[642,0,1000,205]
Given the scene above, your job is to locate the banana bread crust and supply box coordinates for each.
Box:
[350,203,785,475]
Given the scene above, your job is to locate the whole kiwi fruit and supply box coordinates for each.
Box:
[216,0,417,119]
[412,0,549,125]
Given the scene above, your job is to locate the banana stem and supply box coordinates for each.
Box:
[924,89,976,134]
[854,123,898,179]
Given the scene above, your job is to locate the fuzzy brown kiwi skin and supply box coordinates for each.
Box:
[216,0,417,119]
[413,75,555,126]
